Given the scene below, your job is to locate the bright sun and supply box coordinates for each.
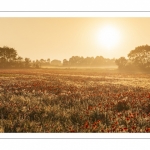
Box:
[98,25,120,50]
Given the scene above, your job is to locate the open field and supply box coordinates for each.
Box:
[0,68,150,133]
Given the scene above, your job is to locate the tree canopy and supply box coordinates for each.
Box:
[0,46,17,68]
[0,46,17,61]
[115,45,150,71]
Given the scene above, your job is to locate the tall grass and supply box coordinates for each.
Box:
[0,69,150,132]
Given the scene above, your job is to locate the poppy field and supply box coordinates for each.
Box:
[0,68,150,133]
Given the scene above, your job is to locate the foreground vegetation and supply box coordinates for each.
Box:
[0,68,150,133]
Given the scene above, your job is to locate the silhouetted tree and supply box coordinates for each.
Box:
[35,59,41,68]
[115,57,127,70]
[0,46,17,68]
[115,45,150,71]
[24,58,31,68]
[16,56,23,68]
[128,45,150,70]
[69,56,82,66]
[63,59,69,66]
[47,58,50,65]
[83,57,94,66]
[92,56,105,66]
[51,59,62,66]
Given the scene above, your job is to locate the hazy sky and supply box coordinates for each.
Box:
[0,18,150,61]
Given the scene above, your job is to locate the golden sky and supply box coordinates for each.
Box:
[0,17,150,61]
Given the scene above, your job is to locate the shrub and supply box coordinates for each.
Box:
[115,100,130,112]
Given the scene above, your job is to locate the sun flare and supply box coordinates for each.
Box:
[98,25,120,50]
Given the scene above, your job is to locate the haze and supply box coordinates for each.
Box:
[0,17,150,61]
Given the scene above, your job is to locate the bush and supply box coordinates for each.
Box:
[115,100,130,112]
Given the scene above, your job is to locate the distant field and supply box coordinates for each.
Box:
[41,65,118,69]
[0,68,150,132]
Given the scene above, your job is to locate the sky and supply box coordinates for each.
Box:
[0,17,150,61]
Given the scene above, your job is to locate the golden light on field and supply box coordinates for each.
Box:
[98,25,121,50]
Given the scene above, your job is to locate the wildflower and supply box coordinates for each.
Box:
[84,121,89,129]
[124,127,128,131]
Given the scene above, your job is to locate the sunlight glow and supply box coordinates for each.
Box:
[98,25,121,50]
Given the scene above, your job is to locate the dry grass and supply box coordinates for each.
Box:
[0,68,150,132]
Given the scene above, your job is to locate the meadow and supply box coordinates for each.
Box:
[0,68,150,133]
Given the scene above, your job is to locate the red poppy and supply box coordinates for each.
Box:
[124,127,128,130]
[147,94,150,99]
[97,120,101,123]
[130,114,134,118]
[115,121,118,125]
[88,106,92,110]
[84,121,89,129]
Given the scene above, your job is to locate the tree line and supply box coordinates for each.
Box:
[0,46,45,68]
[63,56,116,67]
[115,45,150,72]
[1,45,150,71]
[0,46,116,68]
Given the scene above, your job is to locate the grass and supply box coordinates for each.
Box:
[0,68,150,133]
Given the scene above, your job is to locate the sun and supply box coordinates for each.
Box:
[98,25,120,50]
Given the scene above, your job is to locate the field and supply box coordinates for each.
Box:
[0,68,150,133]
